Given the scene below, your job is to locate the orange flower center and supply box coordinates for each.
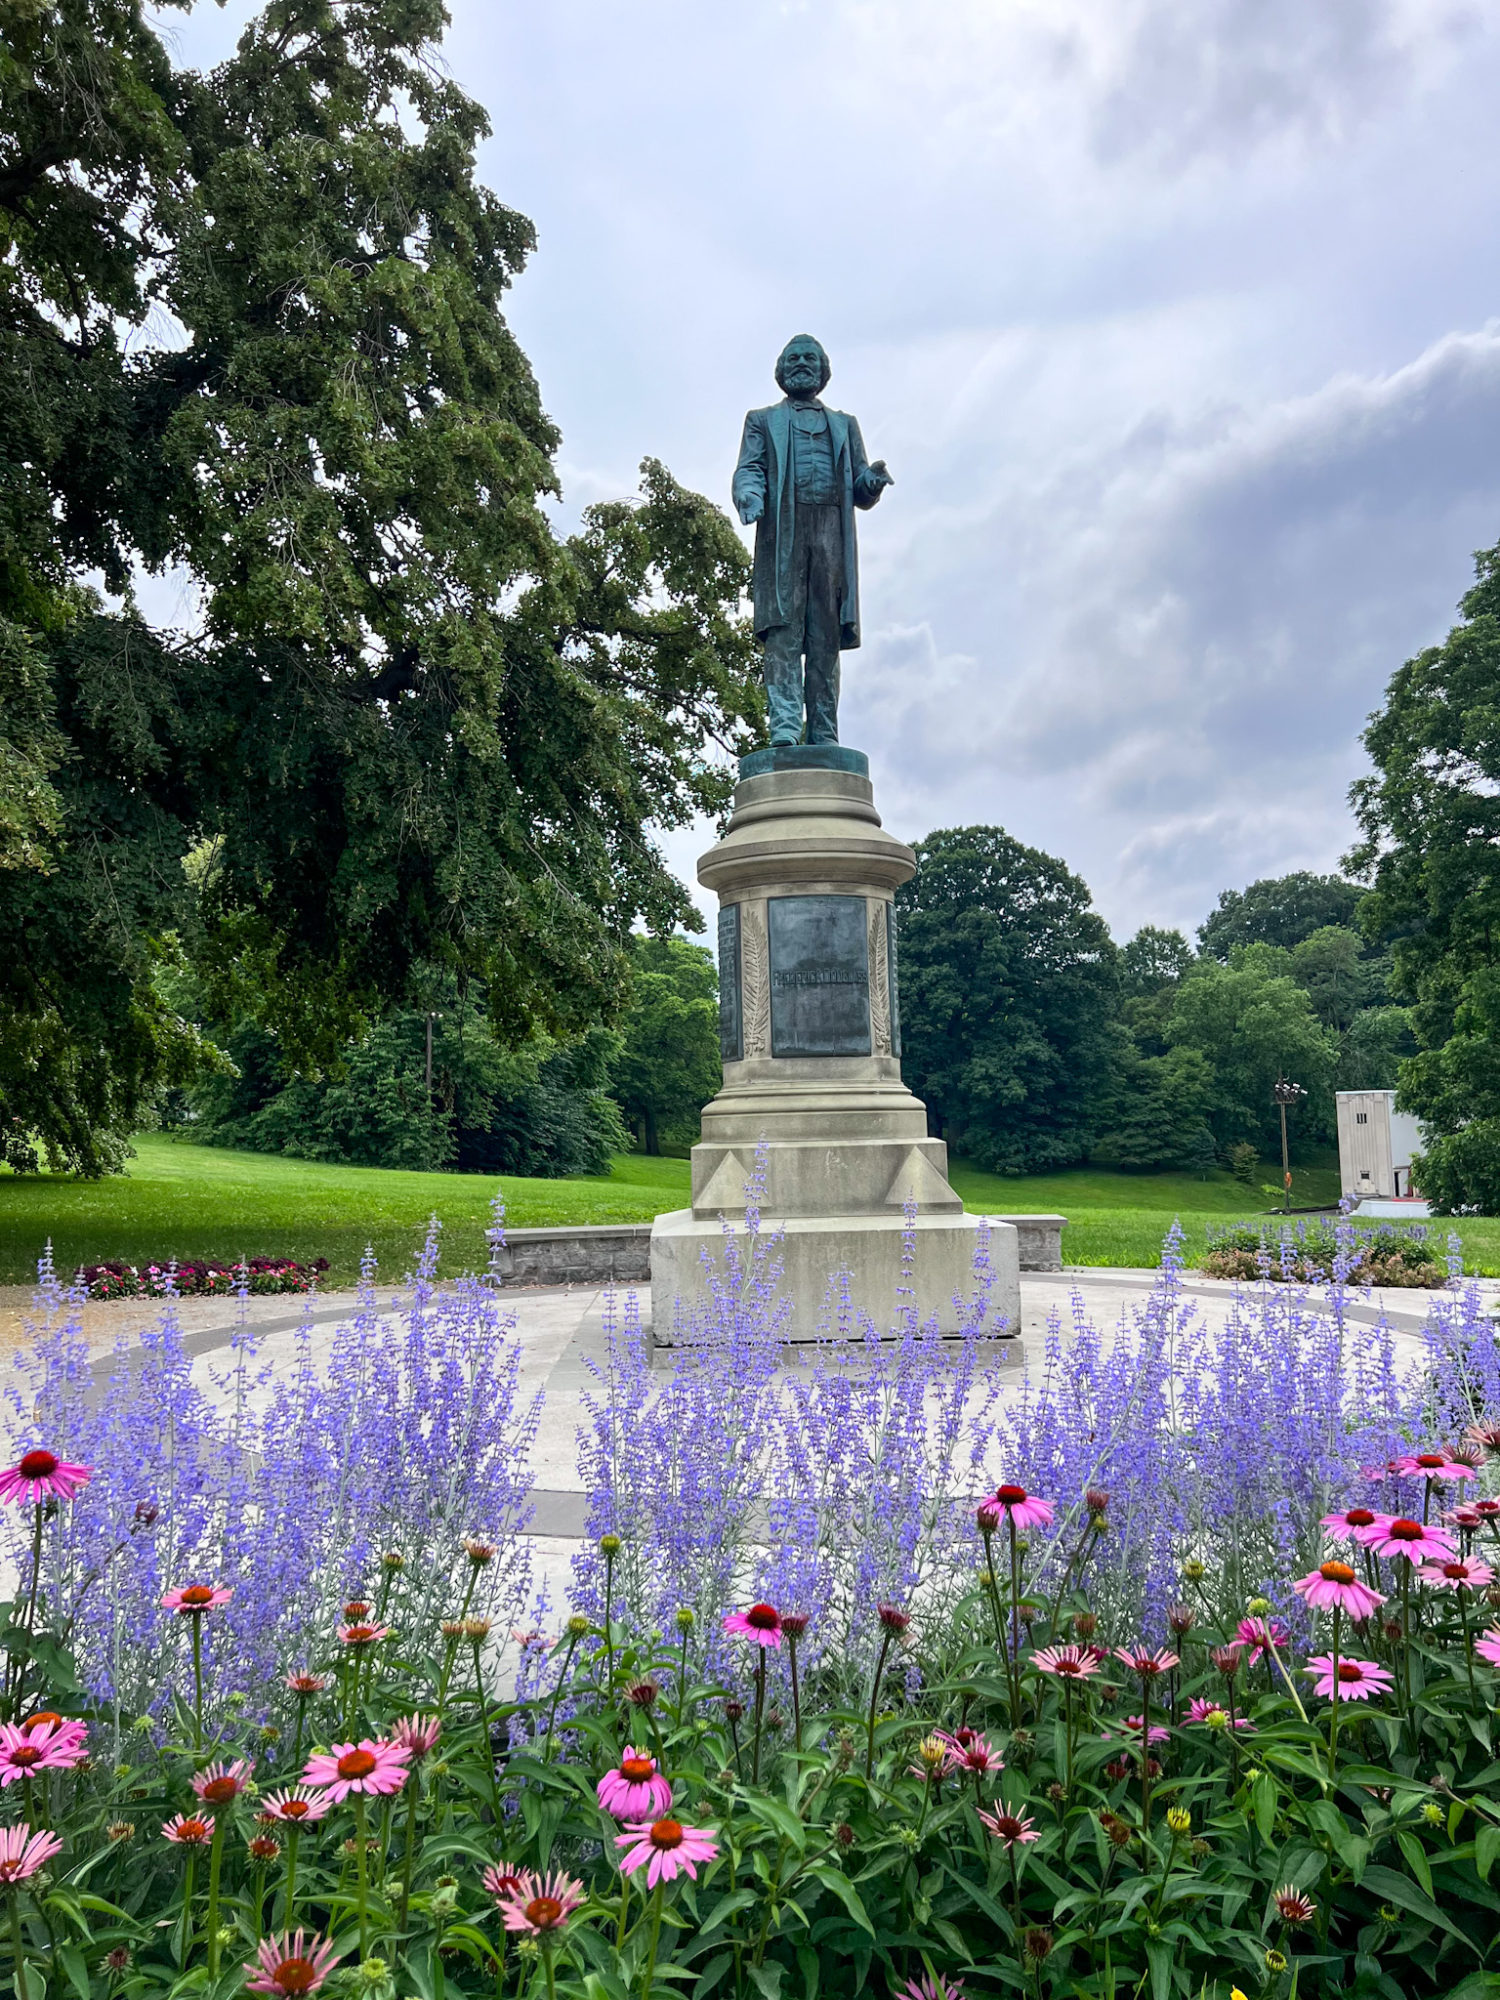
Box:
[18,1450,58,1480]
[1319,1561,1356,1584]
[178,1818,209,1840]
[620,1757,655,1782]
[649,1819,684,1850]
[1442,1562,1468,1580]
[249,1837,280,1858]
[342,1626,379,1645]
[181,1586,215,1607]
[525,1896,564,1929]
[273,1956,320,1995]
[1346,1508,1375,1526]
[1388,1519,1422,1540]
[1336,1662,1364,1683]
[337,1750,377,1781]
[280,1800,310,1820]
[7,1747,40,1768]
[996,1484,1027,1504]
[201,1776,238,1804]
[25,1713,61,1731]
[1416,1454,1446,1469]
[344,1602,369,1618]
[745,1604,779,1630]
[1054,1658,1084,1675]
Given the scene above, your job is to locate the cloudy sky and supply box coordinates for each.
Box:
[171,0,1500,942]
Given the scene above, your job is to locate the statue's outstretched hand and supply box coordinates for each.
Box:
[869,459,894,486]
[738,496,764,524]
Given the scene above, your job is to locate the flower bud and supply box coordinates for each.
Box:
[599,1534,622,1557]
[674,1607,695,1633]
[1166,1807,1191,1834]
[1246,1596,1271,1616]
[567,1614,590,1638]
[1422,1801,1444,1827]
[1182,1558,1206,1581]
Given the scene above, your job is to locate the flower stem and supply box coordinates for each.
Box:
[471,1640,504,1826]
[788,1634,802,1755]
[676,1623,691,1732]
[1008,1519,1024,1725]
[639,1882,664,1999]
[865,1629,894,1782]
[1140,1685,1152,1833]
[542,1931,558,2000]
[751,1648,767,1786]
[603,1550,617,1705]
[354,1793,370,1959]
[542,1634,581,1764]
[284,1826,300,1928]
[179,1851,197,1969]
[190,1616,205,1756]
[398,1768,421,1936]
[1327,1607,1341,1774]
[10,1893,30,2000]
[9,1505,46,1723]
[205,1816,226,1977]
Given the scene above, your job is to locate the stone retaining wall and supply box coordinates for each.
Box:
[493,1214,1066,1287]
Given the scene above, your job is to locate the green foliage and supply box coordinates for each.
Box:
[1340,1004,1418,1092]
[1091,1044,1215,1172]
[610,935,721,1154]
[1198,869,1364,957]
[0,0,762,1175]
[1351,538,1500,1214]
[895,825,1121,1172]
[1167,945,1340,1155]
[1227,1140,1259,1185]
[1291,923,1389,1031]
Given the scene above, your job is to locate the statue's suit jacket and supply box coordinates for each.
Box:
[732,399,885,647]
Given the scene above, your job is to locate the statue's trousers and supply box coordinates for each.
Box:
[762,502,843,746]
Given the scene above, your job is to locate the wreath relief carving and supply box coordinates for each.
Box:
[869,899,891,1056]
[741,900,770,1056]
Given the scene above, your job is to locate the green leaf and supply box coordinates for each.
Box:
[794,1945,819,2000]
[695,1889,757,1939]
[1396,1830,1435,1902]
[1253,1772,1277,1841]
[692,1956,734,2000]
[55,1944,89,2000]
[748,1967,784,2000]
[1359,1864,1476,1950]
[1146,1936,1176,2000]
[1478,1824,1500,1884]
[805,1865,876,1940]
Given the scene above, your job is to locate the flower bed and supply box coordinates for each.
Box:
[74,1256,330,1300]
[0,1219,1498,1997]
[1200,1218,1450,1289]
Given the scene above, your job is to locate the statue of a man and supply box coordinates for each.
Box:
[733,335,893,747]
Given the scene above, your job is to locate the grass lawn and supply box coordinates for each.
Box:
[3,1138,1496,1287]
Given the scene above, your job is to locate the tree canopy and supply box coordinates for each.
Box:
[1350,537,1500,1212]
[0,0,761,1173]
[894,826,1120,1172]
[1198,871,1363,959]
[611,936,721,1155]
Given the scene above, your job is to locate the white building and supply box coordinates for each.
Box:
[1335,1090,1425,1201]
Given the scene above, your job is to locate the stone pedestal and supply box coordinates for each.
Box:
[650,748,1019,1342]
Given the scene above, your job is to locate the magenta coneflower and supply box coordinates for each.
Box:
[162,1584,233,1616]
[284,1672,327,1696]
[336,1621,392,1649]
[260,1788,332,1825]
[191,1758,253,1808]
[1185,1698,1252,1729]
[1107,1717,1170,1746]
[896,1977,967,2000]
[1365,1517,1456,1563]
[0,1720,86,1784]
[1293,1561,1385,1619]
[982,1484,1055,1532]
[1233,1617,1289,1659]
[481,1865,527,1901]
[877,1602,911,1634]
[1419,1556,1495,1592]
[0,1450,91,1506]
[977,1807,1040,1847]
[245,1929,341,1996]
[1477,1628,1500,1668]
[1113,1646,1179,1680]
[391,1714,442,1758]
[1447,1506,1484,1529]
[596,1748,672,1822]
[614,1817,719,1886]
[722,1604,782,1649]
[1031,1645,1101,1681]
[1320,1505,1381,1545]
[1304,1655,1394,1702]
[940,1730,1003,1778]
[0,1826,61,1882]
[489,1866,585,1934]
[1391,1450,1476,1484]
[1273,1884,1317,1925]
[162,1814,213,1845]
[301,1739,410,1801]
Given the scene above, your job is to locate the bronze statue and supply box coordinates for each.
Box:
[733,336,892,747]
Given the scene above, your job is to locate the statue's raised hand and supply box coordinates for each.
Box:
[869,459,894,487]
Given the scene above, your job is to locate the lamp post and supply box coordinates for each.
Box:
[1272,1076,1307,1213]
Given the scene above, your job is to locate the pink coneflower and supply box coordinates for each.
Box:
[1447,1506,1484,1529]
[1471,1499,1500,1521]
[1209,1645,1243,1678]
[245,1929,341,1996]
[0,1720,86,1784]
[392,1714,442,1759]
[481,1865,528,1901]
[191,1758,253,1808]
[596,1748,673,1821]
[614,1817,719,1886]
[284,1672,326,1696]
[0,1826,62,1882]
[161,1814,213,1845]
[977,1807,1039,1846]
[1365,1517,1456,1563]
[1477,1628,1500,1668]
[1466,1421,1500,1451]
[1420,1556,1496,1591]
[1391,1450,1477,1484]
[1293,1561,1386,1619]
[336,1621,392,1649]
[1113,1646,1180,1680]
[1185,1698,1252,1729]
[722,1603,782,1649]
[780,1612,810,1639]
[981,1484,1055,1532]
[1106,1717,1170,1746]
[877,1603,911,1634]
[1031,1645,1101,1681]
[20,1711,87,1752]
[489,1866,585,1934]
[896,1978,967,2000]
[301,1739,410,1801]
[0,1450,91,1506]
[1304,1655,1394,1702]
[260,1788,332,1825]
[941,1730,1003,1778]
[1233,1617,1289,1660]
[1320,1505,1381,1545]
[1274,1885,1317,1925]
[162,1584,233,1616]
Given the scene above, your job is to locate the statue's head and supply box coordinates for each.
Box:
[775,335,831,395]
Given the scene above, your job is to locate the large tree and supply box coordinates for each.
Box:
[1166,946,1339,1158]
[894,826,1120,1172]
[1198,871,1363,958]
[610,936,721,1155]
[0,0,761,1173]
[1350,539,1500,1211]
